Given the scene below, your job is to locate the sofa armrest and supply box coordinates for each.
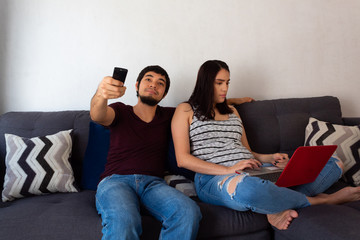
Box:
[342,117,360,126]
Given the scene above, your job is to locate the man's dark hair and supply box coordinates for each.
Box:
[136,65,170,97]
[188,60,233,120]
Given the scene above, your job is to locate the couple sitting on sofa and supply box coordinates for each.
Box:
[90,60,360,240]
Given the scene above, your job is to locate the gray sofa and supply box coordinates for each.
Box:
[1,96,360,240]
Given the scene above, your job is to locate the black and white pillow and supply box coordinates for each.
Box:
[305,117,360,186]
[2,130,78,202]
[164,175,197,197]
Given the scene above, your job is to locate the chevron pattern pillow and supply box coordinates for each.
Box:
[164,175,197,197]
[305,117,360,186]
[2,130,78,202]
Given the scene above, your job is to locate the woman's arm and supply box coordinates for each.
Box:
[231,106,289,168]
[241,127,289,168]
[171,103,261,175]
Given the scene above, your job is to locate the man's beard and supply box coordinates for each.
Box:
[139,95,160,106]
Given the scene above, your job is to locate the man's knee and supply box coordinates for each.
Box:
[102,211,142,238]
[117,213,142,230]
[176,198,202,224]
[187,200,202,219]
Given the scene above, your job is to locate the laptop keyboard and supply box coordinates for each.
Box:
[257,172,282,182]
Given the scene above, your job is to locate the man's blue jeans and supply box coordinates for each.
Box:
[96,174,201,240]
[194,157,342,214]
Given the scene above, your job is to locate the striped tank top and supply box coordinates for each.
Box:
[189,113,254,167]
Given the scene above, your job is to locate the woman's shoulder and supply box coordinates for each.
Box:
[173,102,195,124]
[228,105,241,118]
[228,105,236,111]
[176,102,194,113]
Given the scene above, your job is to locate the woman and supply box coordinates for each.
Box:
[171,60,360,230]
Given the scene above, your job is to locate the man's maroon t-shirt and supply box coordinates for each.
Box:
[99,102,175,181]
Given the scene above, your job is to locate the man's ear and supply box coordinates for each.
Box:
[135,81,139,91]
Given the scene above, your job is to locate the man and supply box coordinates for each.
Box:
[90,65,201,240]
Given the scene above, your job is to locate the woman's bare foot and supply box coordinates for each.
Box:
[309,186,360,205]
[267,210,298,230]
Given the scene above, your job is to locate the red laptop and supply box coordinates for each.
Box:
[240,145,338,188]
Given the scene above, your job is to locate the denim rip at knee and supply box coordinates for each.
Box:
[194,172,310,214]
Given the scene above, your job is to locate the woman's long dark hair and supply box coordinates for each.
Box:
[188,60,233,120]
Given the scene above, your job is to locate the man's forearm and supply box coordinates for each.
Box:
[90,90,109,123]
[227,97,254,105]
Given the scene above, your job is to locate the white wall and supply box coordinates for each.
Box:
[1,0,359,116]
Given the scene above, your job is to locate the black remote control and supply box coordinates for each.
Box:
[112,67,128,83]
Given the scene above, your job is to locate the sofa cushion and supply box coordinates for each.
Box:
[2,130,78,202]
[0,191,102,240]
[274,204,360,240]
[343,200,360,212]
[305,117,360,186]
[196,201,271,239]
[81,122,109,190]
[235,96,344,155]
